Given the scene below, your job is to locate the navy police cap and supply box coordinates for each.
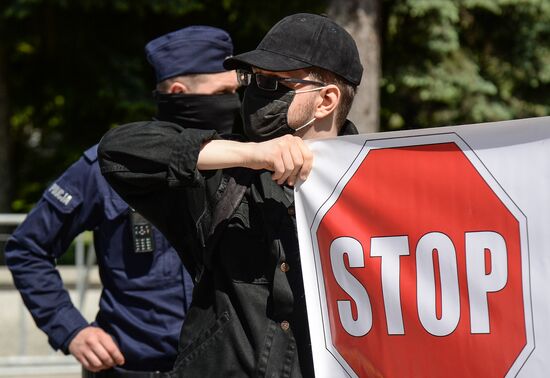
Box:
[145,25,234,83]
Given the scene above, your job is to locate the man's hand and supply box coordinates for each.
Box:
[198,134,314,186]
[250,135,314,186]
[68,326,125,372]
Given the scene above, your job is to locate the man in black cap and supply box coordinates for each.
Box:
[98,13,362,377]
[6,25,239,378]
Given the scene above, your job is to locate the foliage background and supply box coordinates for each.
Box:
[381,0,550,130]
[1,0,549,212]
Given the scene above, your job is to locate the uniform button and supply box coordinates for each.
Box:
[287,206,295,216]
[280,321,290,331]
[280,262,290,273]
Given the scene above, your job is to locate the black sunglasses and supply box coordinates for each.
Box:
[237,69,326,91]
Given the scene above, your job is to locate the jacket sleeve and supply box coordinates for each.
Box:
[98,121,219,273]
[98,121,217,191]
[4,157,103,353]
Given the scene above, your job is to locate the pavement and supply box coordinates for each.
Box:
[0,266,101,377]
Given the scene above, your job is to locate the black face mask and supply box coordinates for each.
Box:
[240,80,297,142]
[154,91,241,135]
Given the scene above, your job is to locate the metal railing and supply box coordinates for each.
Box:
[0,213,97,376]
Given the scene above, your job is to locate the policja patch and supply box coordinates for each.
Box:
[47,182,73,206]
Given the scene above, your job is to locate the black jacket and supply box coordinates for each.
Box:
[98,120,358,377]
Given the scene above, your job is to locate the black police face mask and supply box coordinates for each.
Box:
[154,91,241,135]
[241,80,316,142]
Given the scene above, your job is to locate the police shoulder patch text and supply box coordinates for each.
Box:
[48,183,73,206]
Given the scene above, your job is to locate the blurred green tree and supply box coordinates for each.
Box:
[0,0,324,212]
[381,0,550,130]
[1,0,549,212]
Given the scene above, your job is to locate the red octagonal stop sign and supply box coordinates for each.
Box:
[312,134,533,377]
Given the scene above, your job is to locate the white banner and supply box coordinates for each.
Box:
[295,116,550,378]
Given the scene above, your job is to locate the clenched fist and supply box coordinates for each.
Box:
[68,326,125,372]
[198,134,314,186]
[248,134,314,186]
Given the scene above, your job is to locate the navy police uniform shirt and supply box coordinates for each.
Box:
[5,145,193,372]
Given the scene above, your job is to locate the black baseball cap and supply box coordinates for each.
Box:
[224,13,363,86]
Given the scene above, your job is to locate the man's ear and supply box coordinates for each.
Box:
[314,84,340,120]
[169,81,188,94]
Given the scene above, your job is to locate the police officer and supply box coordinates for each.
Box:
[5,26,240,377]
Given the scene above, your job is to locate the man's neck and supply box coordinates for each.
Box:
[301,116,338,140]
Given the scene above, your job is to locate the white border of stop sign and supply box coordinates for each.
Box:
[309,132,534,377]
